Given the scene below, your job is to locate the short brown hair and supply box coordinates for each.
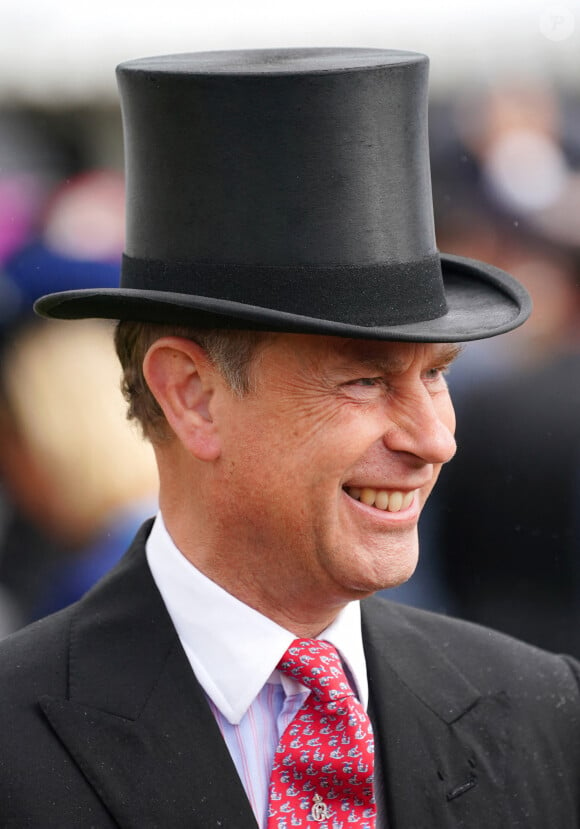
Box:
[114,320,270,442]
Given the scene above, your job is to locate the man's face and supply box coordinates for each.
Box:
[208,334,458,616]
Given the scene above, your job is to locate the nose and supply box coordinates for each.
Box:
[383,385,457,466]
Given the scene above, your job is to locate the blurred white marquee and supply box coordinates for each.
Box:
[0,0,578,102]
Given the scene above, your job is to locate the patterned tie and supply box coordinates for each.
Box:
[267,638,376,829]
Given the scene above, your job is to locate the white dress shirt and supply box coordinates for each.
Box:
[145,512,371,827]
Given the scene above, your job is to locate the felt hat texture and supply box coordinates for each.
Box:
[35,48,531,342]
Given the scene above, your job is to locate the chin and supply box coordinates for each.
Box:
[339,553,419,598]
[360,544,419,595]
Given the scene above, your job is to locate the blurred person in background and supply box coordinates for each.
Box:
[430,230,580,654]
[401,83,580,656]
[0,317,159,621]
[0,170,158,631]
[428,81,580,389]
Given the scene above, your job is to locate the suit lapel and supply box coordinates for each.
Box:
[37,522,510,828]
[39,523,258,829]
[362,597,509,829]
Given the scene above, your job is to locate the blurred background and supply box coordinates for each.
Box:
[0,0,579,653]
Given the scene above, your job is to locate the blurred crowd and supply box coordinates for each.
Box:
[0,114,158,635]
[1,81,580,656]
[388,82,580,657]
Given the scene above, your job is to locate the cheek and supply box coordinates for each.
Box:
[220,392,391,501]
[251,397,350,458]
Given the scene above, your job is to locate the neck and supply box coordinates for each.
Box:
[156,457,365,636]
[159,508,352,638]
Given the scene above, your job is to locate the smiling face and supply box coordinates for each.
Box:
[200,333,459,628]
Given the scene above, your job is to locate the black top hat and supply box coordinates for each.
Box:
[35,48,531,342]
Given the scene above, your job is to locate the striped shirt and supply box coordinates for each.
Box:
[146,513,370,827]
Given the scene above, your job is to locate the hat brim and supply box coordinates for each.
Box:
[33,253,531,343]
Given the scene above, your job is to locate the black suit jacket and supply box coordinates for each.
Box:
[1,521,579,828]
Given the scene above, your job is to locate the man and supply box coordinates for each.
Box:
[1,48,579,828]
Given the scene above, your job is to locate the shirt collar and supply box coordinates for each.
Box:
[146,513,369,724]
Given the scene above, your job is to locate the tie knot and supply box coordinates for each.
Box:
[277,638,354,703]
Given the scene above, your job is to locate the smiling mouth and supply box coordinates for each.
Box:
[343,486,415,513]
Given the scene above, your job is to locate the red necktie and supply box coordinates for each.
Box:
[267,638,376,828]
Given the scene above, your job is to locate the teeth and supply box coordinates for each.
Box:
[344,487,414,512]
[389,491,404,512]
[360,488,376,506]
[374,491,390,510]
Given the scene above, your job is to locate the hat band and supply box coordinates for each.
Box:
[121,254,447,327]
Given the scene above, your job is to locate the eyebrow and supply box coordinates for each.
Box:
[339,342,464,375]
[429,343,464,365]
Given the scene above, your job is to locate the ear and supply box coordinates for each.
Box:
[142,337,221,461]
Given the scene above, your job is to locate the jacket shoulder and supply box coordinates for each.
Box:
[0,605,73,699]
[363,595,580,702]
[0,520,154,699]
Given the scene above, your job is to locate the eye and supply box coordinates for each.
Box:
[422,366,449,385]
[340,376,385,400]
[353,377,380,387]
[345,377,384,388]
